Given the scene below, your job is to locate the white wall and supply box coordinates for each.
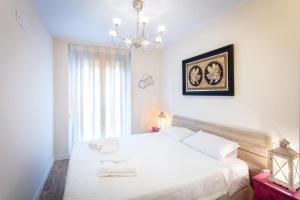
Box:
[53,39,69,160]
[53,39,161,159]
[0,0,53,199]
[131,49,161,133]
[160,0,300,149]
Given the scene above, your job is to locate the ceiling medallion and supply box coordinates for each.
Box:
[109,0,166,50]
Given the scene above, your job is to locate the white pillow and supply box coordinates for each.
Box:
[225,148,238,159]
[160,126,195,142]
[182,131,240,160]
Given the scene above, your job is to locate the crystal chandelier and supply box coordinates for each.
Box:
[109,0,166,50]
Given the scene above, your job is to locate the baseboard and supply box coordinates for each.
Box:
[55,153,70,161]
[33,158,54,200]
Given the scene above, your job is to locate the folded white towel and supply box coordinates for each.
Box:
[99,155,129,164]
[100,137,119,154]
[88,140,103,150]
[89,137,119,153]
[99,172,137,177]
[98,160,137,177]
[100,144,117,154]
[102,137,119,145]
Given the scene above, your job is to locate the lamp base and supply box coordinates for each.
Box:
[269,177,299,192]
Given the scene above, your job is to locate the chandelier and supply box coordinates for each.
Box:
[108,0,166,50]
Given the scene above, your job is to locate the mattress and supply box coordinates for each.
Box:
[64,133,249,200]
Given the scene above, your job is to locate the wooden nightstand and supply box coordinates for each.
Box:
[253,172,300,200]
[151,127,160,133]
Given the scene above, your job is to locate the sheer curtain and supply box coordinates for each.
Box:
[68,44,131,152]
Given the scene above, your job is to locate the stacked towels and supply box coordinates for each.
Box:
[89,138,138,177]
[89,137,118,154]
[98,159,138,177]
[99,155,129,164]
[88,140,103,151]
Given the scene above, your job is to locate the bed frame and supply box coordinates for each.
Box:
[172,115,272,199]
[172,115,272,177]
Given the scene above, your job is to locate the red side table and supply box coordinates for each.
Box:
[253,172,300,200]
[152,127,160,133]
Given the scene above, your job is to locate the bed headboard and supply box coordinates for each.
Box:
[172,115,272,178]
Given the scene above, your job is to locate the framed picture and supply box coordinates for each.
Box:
[182,44,234,96]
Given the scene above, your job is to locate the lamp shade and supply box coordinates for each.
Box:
[112,17,121,26]
[157,112,167,129]
[269,138,299,192]
[140,16,149,25]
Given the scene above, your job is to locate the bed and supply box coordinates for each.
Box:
[63,115,271,200]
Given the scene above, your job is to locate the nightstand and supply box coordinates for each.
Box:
[152,127,160,133]
[253,172,300,200]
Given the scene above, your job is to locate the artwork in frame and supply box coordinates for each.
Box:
[182,44,234,96]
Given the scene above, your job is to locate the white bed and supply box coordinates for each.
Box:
[64,133,249,200]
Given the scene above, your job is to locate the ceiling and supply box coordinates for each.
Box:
[36,0,246,45]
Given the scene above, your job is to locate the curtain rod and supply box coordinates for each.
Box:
[68,42,129,51]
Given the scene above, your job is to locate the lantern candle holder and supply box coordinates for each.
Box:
[269,138,299,192]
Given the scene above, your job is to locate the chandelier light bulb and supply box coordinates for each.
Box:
[112,17,121,26]
[109,30,117,37]
[124,38,132,45]
[142,40,150,46]
[155,36,162,43]
[141,16,149,25]
[157,25,166,33]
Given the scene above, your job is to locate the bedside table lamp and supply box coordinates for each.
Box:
[269,138,299,192]
[157,112,167,129]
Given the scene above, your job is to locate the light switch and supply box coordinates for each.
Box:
[16,10,28,31]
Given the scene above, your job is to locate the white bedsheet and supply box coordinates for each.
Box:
[64,133,249,200]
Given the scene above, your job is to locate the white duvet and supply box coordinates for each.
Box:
[64,133,249,200]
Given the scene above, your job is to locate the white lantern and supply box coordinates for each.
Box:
[269,138,299,192]
[157,112,167,129]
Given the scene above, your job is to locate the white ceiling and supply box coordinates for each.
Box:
[36,0,246,45]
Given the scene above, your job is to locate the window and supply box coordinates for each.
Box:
[68,45,131,151]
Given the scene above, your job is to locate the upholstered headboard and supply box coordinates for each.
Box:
[172,115,272,178]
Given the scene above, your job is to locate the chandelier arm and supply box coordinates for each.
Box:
[136,11,140,37]
[141,24,145,38]
[111,37,118,47]
[115,25,132,41]
[117,33,128,41]
[111,33,124,48]
[128,43,134,51]
[115,26,123,39]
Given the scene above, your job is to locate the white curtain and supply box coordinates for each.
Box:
[68,44,131,152]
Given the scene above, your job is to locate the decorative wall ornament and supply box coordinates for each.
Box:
[138,73,155,89]
[182,44,234,96]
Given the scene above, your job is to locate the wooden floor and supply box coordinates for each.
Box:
[39,159,69,200]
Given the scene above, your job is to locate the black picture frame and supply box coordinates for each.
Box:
[182,44,234,96]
